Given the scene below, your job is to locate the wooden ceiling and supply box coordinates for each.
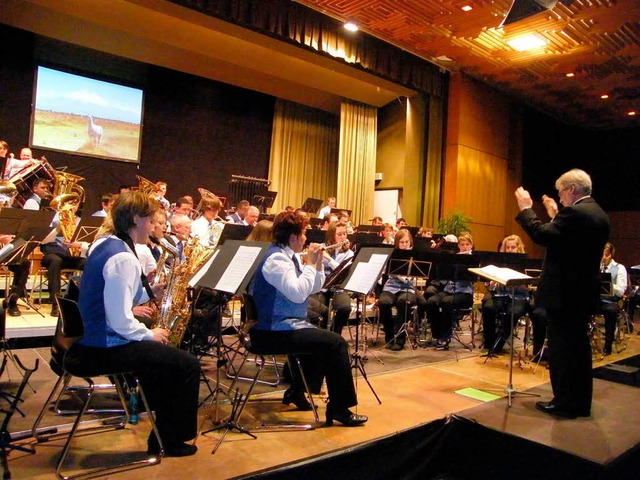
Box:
[296,0,640,130]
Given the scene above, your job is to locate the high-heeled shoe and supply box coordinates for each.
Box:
[282,388,313,411]
[325,403,368,427]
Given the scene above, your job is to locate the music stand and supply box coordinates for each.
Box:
[251,191,277,213]
[340,246,392,405]
[385,249,432,352]
[469,265,539,407]
[356,225,382,234]
[70,215,105,244]
[194,240,270,453]
[217,224,254,245]
[330,208,352,218]
[301,197,323,215]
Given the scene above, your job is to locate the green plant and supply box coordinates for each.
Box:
[437,211,472,236]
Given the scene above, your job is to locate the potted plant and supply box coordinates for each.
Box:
[437,211,472,236]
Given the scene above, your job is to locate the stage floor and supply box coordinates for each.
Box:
[2,324,640,479]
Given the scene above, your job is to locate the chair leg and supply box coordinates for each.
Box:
[55,375,162,480]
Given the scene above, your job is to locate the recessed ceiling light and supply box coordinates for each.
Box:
[461,5,473,12]
[628,111,637,116]
[506,34,547,52]
[600,94,609,99]
[435,55,453,62]
[566,72,575,77]
[344,21,359,32]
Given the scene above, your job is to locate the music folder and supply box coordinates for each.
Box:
[193,240,270,295]
[468,265,534,287]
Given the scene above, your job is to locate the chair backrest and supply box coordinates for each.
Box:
[66,275,82,302]
[50,296,84,375]
[240,293,259,334]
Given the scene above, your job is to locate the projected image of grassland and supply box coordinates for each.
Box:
[32,110,141,162]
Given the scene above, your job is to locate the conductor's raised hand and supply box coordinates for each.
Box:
[542,194,559,219]
[515,187,533,211]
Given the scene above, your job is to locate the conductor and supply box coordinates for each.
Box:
[515,169,609,419]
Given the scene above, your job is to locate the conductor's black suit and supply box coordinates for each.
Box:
[517,196,610,414]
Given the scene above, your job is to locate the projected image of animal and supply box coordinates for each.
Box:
[86,115,103,147]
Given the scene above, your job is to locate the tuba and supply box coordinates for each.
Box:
[136,175,159,197]
[50,171,85,256]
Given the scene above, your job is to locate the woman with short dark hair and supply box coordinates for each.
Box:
[249,211,367,426]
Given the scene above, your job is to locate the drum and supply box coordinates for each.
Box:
[11,160,56,208]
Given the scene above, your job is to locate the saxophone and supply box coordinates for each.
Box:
[153,236,214,348]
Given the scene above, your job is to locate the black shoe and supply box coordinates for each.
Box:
[282,388,312,411]
[147,434,197,457]
[603,347,612,356]
[50,305,59,317]
[535,401,589,419]
[325,403,368,427]
[384,340,395,349]
[390,342,404,351]
[7,304,21,317]
[434,338,450,351]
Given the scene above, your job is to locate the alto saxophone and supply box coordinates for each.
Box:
[153,236,214,348]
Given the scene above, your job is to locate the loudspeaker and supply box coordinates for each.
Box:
[501,0,560,27]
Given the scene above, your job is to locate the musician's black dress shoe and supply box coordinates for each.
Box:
[7,304,21,317]
[282,388,313,411]
[535,401,589,419]
[325,403,368,427]
[147,434,197,457]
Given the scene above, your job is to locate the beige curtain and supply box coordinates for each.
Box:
[268,100,338,213]
[421,94,445,229]
[337,101,377,226]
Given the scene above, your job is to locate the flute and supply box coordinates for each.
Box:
[320,239,350,251]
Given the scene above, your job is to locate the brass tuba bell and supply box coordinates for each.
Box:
[51,170,85,256]
[136,175,159,197]
[0,180,18,209]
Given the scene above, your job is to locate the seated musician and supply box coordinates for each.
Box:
[481,235,530,353]
[320,213,338,231]
[426,232,475,350]
[23,177,51,211]
[163,214,192,262]
[371,216,383,226]
[40,202,88,316]
[317,196,336,219]
[249,211,367,427]
[3,147,41,180]
[0,191,32,317]
[154,181,170,210]
[91,193,114,217]
[599,242,628,355]
[66,191,200,457]
[190,196,224,246]
[226,199,250,225]
[308,223,354,335]
[381,223,395,245]
[245,206,260,227]
[246,219,273,242]
[378,229,426,351]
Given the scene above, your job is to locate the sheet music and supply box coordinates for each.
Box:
[344,253,388,294]
[469,264,532,286]
[214,245,262,293]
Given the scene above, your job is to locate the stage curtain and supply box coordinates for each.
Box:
[268,99,338,213]
[422,93,446,229]
[337,101,377,226]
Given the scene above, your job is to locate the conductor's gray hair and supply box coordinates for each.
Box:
[555,169,592,196]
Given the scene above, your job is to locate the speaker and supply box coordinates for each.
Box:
[501,0,559,27]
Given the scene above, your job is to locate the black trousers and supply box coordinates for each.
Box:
[378,291,426,344]
[66,341,200,443]
[42,253,85,297]
[546,306,592,413]
[481,295,528,351]
[600,301,619,351]
[8,259,30,295]
[249,327,357,411]
[426,291,473,339]
[530,307,548,357]
[308,291,352,334]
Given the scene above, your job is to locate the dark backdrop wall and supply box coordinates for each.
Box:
[0,24,274,214]
[522,108,640,211]
[522,108,640,266]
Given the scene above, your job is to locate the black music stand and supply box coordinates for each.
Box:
[70,215,105,245]
[385,250,432,351]
[469,265,539,407]
[330,208,352,218]
[340,246,392,405]
[251,191,277,213]
[218,224,254,245]
[194,240,270,453]
[301,197,323,215]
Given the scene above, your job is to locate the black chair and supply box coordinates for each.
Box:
[31,296,163,480]
[207,294,319,452]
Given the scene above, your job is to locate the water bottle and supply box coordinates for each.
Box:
[128,386,138,425]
